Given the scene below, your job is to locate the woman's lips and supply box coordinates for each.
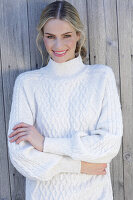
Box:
[53,50,68,57]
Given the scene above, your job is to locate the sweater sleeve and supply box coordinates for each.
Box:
[7,74,81,182]
[43,67,123,163]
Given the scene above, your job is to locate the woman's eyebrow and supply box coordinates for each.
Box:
[44,32,72,35]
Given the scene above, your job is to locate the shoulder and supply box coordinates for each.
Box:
[84,63,115,80]
[89,64,118,94]
[87,63,114,74]
[14,68,44,88]
[86,64,116,83]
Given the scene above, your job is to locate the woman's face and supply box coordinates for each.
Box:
[43,18,80,63]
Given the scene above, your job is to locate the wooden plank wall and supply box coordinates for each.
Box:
[0,0,132,199]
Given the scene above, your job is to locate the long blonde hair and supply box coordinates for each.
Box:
[36,0,87,66]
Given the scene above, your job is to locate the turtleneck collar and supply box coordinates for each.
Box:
[44,54,86,78]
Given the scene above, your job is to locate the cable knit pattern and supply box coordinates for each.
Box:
[7,55,123,200]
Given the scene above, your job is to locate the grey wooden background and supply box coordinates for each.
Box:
[0,0,132,199]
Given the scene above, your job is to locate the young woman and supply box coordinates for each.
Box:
[8,1,123,199]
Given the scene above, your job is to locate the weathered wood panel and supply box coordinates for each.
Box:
[0,1,13,200]
[0,27,11,200]
[86,0,124,199]
[117,0,133,199]
[1,0,31,199]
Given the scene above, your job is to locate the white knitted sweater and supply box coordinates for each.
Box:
[8,55,123,200]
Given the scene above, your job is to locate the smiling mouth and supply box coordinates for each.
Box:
[53,50,68,54]
[53,50,68,56]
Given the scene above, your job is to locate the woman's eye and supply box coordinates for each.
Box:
[64,35,71,38]
[46,35,71,39]
[47,36,54,39]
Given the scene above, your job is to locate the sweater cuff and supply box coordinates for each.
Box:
[55,156,81,174]
[42,137,81,174]
[43,137,71,156]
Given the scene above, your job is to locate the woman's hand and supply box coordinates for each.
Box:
[8,122,45,152]
[81,161,107,175]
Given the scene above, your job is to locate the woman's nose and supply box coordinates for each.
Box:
[54,39,64,50]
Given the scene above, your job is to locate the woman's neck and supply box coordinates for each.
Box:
[44,54,86,78]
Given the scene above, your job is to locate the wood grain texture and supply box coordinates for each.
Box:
[0,0,131,199]
[117,0,133,199]
[87,2,124,200]
[0,12,11,199]
[1,0,30,199]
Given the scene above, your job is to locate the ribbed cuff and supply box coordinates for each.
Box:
[43,137,72,156]
[55,156,81,174]
[42,137,81,175]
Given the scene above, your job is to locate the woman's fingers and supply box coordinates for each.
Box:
[8,128,28,138]
[95,170,106,175]
[82,162,107,170]
[81,161,107,175]
[12,122,30,130]
[9,132,27,143]
[90,164,107,174]
[82,162,107,168]
[89,168,106,175]
[8,122,45,151]
[95,164,107,171]
[15,135,28,144]
[90,163,107,170]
